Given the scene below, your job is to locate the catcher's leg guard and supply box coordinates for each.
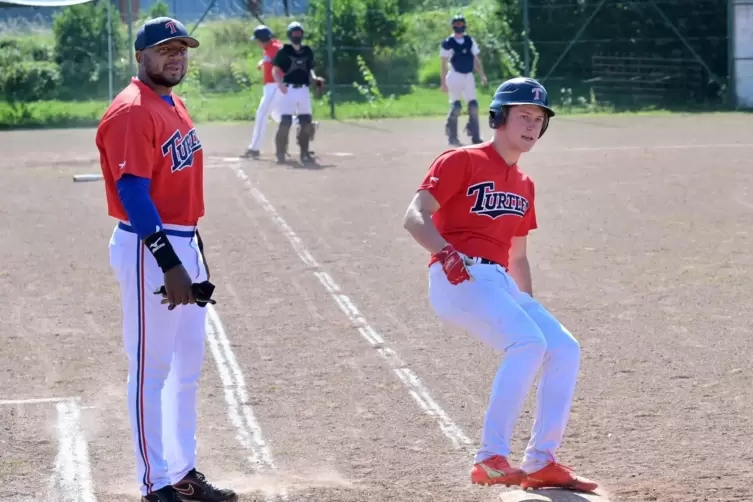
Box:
[446,100,461,145]
[466,99,483,144]
[275,115,292,162]
[297,114,315,162]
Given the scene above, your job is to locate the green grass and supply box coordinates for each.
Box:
[0,82,743,130]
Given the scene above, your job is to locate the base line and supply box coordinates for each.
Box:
[231,164,473,451]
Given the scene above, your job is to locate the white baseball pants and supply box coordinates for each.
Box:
[279,85,312,116]
[248,83,283,151]
[109,222,209,496]
[446,71,477,103]
[428,261,581,474]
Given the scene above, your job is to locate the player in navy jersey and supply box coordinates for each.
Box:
[440,14,488,146]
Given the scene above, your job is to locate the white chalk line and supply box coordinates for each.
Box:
[231,164,473,451]
[206,305,288,501]
[0,396,80,405]
[0,396,96,500]
[49,399,96,502]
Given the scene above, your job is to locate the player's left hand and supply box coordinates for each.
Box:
[313,77,325,97]
[481,75,488,86]
[154,281,217,308]
[435,244,474,285]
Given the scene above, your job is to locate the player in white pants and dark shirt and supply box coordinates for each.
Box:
[272,21,324,164]
[440,14,488,146]
[243,25,318,160]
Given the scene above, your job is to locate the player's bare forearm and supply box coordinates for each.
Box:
[473,56,485,77]
[403,193,448,255]
[273,67,283,84]
[440,58,448,82]
[508,257,533,296]
[404,210,448,255]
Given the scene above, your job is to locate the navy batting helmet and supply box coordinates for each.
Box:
[488,77,555,137]
[251,25,273,43]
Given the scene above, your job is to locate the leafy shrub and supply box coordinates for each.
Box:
[306,0,415,95]
[0,36,55,65]
[0,61,61,103]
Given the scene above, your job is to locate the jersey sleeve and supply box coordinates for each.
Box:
[100,106,156,182]
[417,149,470,206]
[516,182,538,236]
[471,37,481,56]
[440,38,453,58]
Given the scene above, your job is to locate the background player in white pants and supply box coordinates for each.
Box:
[440,14,487,146]
[272,21,324,164]
[403,77,598,493]
[243,25,283,159]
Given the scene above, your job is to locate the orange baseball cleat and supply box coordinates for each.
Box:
[521,461,598,492]
[470,455,526,486]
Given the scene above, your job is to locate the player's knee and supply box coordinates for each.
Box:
[552,333,581,362]
[297,114,312,125]
[450,100,462,116]
[517,330,547,355]
[280,115,293,126]
[468,99,478,110]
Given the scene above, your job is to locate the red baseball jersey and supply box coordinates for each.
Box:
[96,77,204,226]
[418,143,537,269]
[262,39,283,84]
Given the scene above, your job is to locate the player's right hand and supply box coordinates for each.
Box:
[435,244,473,285]
[162,265,195,310]
[440,83,448,94]
[278,83,288,94]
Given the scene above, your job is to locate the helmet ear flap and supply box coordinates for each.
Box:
[489,106,508,130]
[539,115,550,138]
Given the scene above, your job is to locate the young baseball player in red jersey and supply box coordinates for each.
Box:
[403,77,598,493]
[96,16,236,502]
[242,25,284,158]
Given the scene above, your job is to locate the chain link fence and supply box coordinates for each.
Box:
[0,0,734,128]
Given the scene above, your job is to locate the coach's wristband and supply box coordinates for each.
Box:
[144,230,182,273]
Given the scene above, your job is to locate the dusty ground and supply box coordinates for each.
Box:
[1,112,753,502]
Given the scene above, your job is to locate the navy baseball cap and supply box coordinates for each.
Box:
[134,17,199,51]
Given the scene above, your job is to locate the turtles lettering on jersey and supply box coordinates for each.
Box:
[161,128,203,173]
[467,181,529,219]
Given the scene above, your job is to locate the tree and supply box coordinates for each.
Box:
[52,1,123,99]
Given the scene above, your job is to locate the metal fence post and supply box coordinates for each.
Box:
[127,0,134,77]
[107,0,113,101]
[326,0,335,119]
[522,0,530,77]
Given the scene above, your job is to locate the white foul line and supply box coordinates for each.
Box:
[205,305,288,501]
[231,165,473,450]
[49,399,96,502]
[0,396,80,406]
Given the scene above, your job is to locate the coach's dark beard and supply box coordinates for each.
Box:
[149,69,185,88]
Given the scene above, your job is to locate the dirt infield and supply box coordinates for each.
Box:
[1,113,753,502]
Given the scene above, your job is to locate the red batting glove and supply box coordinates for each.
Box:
[435,244,472,285]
